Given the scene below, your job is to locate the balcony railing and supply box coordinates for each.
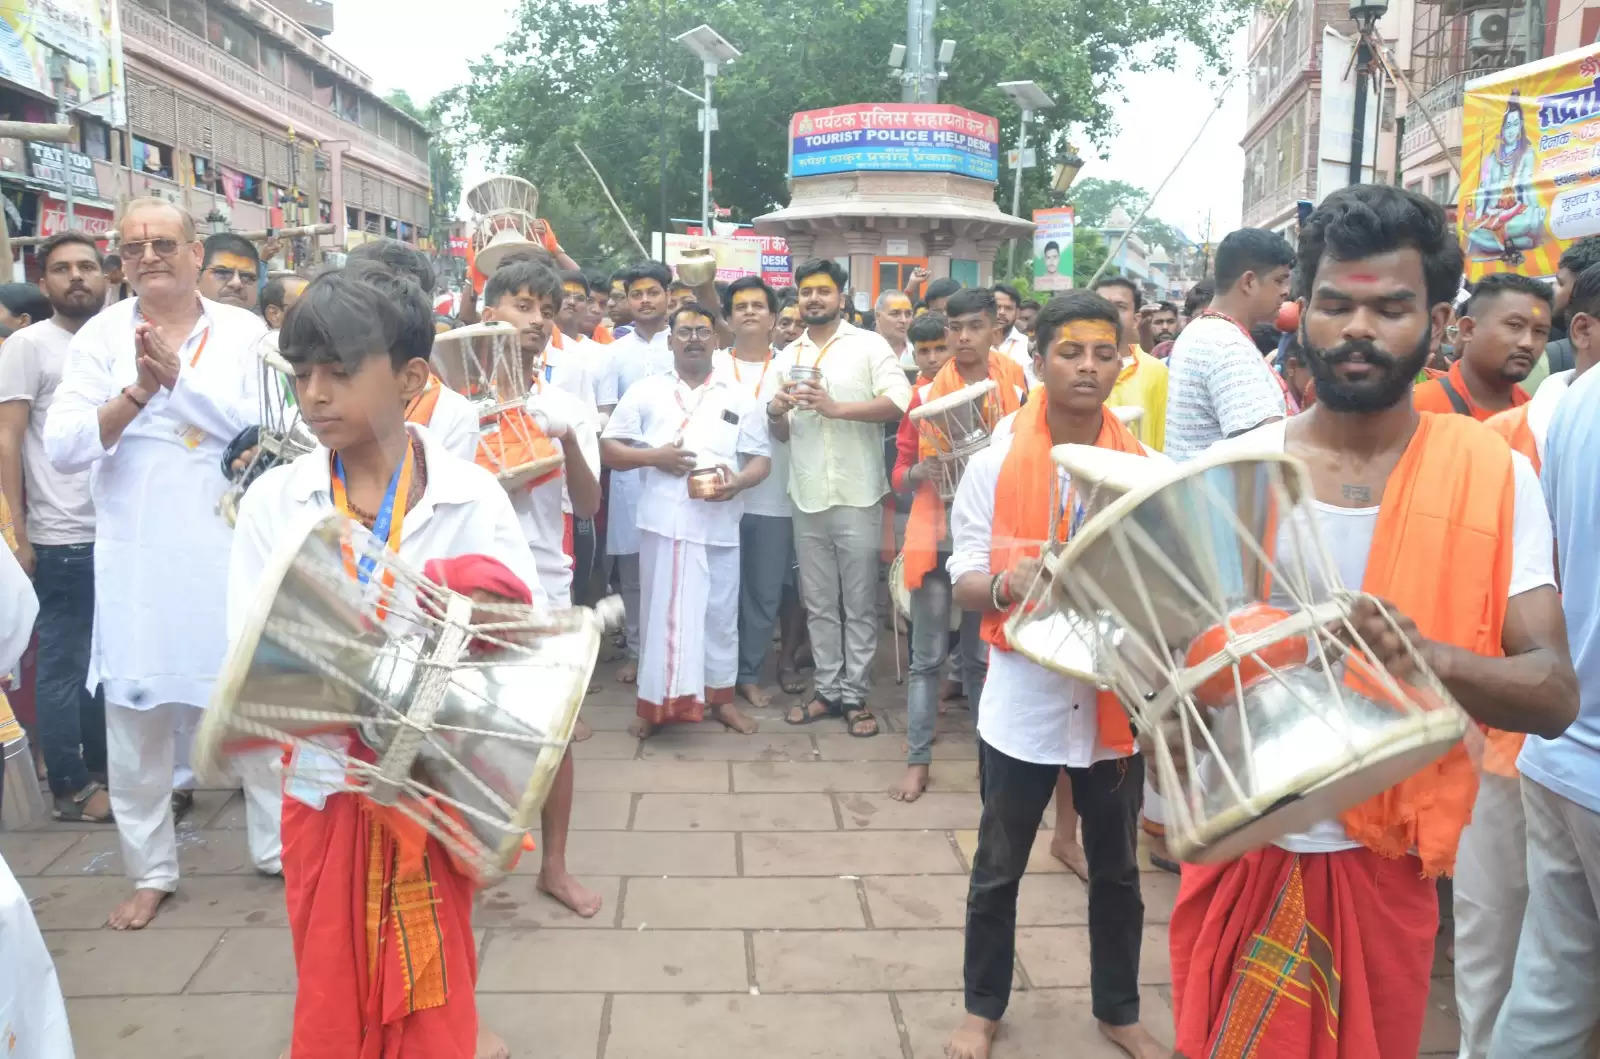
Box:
[120,3,427,182]
[1243,167,1311,228]
[1400,68,1480,161]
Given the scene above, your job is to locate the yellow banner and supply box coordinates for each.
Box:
[1461,42,1600,281]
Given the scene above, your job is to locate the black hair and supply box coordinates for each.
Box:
[1019,298,1041,312]
[668,302,717,332]
[584,270,610,294]
[1568,261,1600,319]
[907,313,949,344]
[0,283,52,323]
[1294,185,1462,309]
[484,259,565,309]
[261,273,306,313]
[201,233,260,269]
[775,286,798,308]
[1184,280,1215,318]
[1043,240,1061,254]
[1091,274,1142,310]
[1215,227,1295,291]
[37,231,102,271]
[279,264,432,371]
[495,246,556,272]
[102,253,122,270]
[609,267,630,288]
[346,237,434,292]
[793,258,849,291]
[722,274,777,316]
[1558,235,1600,276]
[1032,291,1123,353]
[1249,322,1282,355]
[622,260,673,293]
[924,277,961,304]
[1155,300,1180,317]
[1464,271,1554,317]
[557,269,590,294]
[992,283,1022,309]
[944,286,997,319]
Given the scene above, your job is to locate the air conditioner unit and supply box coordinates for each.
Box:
[1468,9,1530,69]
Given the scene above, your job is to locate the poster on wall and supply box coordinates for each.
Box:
[788,104,1001,182]
[1459,40,1600,282]
[0,0,126,126]
[1032,207,1074,291]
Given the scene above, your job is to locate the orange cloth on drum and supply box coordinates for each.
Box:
[1336,412,1515,875]
[901,354,1025,590]
[980,398,1144,756]
[478,406,563,489]
[1168,844,1437,1059]
[1413,360,1528,421]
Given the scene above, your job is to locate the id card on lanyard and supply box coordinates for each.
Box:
[329,441,416,619]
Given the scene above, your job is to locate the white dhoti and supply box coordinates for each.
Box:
[107,701,283,890]
[635,529,739,725]
[0,852,74,1058]
[1453,769,1528,1058]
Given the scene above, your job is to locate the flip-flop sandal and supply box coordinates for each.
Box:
[844,707,880,738]
[52,781,114,823]
[785,697,836,726]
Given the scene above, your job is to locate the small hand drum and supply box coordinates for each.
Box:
[888,553,961,633]
[220,335,318,527]
[1044,445,1469,864]
[195,513,615,885]
[909,379,999,501]
[431,323,563,490]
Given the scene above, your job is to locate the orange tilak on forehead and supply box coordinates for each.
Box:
[1054,320,1118,345]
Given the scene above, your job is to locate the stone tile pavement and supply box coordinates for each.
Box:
[1,656,1463,1058]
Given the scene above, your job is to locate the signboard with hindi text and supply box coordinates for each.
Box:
[1459,41,1600,282]
[0,0,126,126]
[1032,207,1075,292]
[788,104,1001,182]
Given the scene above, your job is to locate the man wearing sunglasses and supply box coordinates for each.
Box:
[197,233,262,312]
[43,197,278,932]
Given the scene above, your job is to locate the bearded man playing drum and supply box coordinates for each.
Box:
[943,290,1167,1059]
[1168,184,1578,1058]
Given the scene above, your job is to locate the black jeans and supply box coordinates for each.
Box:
[964,740,1144,1026]
[572,516,602,606]
[33,542,105,797]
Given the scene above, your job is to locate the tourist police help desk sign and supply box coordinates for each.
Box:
[788,104,1002,182]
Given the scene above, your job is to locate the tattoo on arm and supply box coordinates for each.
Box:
[1341,483,1373,503]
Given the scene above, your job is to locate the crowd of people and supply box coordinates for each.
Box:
[0,178,1595,1059]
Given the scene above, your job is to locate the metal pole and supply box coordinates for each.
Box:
[921,0,938,103]
[902,0,922,103]
[575,144,652,258]
[1006,108,1031,276]
[657,0,669,262]
[1348,26,1371,186]
[701,67,714,233]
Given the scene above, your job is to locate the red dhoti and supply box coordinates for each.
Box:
[282,792,478,1059]
[1169,845,1437,1059]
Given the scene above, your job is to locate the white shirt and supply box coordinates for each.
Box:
[509,385,600,606]
[1206,419,1554,851]
[947,424,1163,766]
[44,295,265,709]
[1527,368,1575,466]
[996,328,1036,386]
[544,331,602,409]
[424,383,481,463]
[598,325,673,555]
[712,349,791,518]
[1164,316,1285,461]
[0,319,96,544]
[602,372,770,547]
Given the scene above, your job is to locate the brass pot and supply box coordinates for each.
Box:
[675,247,718,287]
[687,466,727,499]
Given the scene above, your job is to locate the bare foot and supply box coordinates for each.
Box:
[1097,1020,1167,1059]
[889,764,929,803]
[945,1013,997,1059]
[476,1026,510,1059]
[616,660,637,685]
[712,701,759,734]
[538,867,603,918]
[627,716,658,740]
[1050,836,1089,881]
[107,887,171,930]
[572,717,593,743]
[735,682,771,708]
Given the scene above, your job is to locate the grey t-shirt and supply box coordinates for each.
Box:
[0,319,95,544]
[1164,316,1287,462]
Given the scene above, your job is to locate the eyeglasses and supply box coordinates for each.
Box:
[207,265,259,285]
[673,327,716,341]
[120,238,184,260]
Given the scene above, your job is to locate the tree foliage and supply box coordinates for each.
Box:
[1064,177,1191,261]
[453,0,1251,269]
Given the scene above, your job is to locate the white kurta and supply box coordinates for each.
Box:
[0,853,74,1058]
[44,295,265,710]
[597,326,671,555]
[509,384,600,607]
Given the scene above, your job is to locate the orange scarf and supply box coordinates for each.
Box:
[902,354,1026,589]
[1338,412,1515,876]
[980,399,1146,755]
[404,374,445,426]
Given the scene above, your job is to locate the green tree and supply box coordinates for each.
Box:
[455,0,1251,260]
[1064,177,1190,260]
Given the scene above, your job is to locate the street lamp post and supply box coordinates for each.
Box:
[997,80,1055,277]
[1347,0,1388,186]
[674,25,741,235]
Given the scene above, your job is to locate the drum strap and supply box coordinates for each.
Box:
[1437,375,1474,417]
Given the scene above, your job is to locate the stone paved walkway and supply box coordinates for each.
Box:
[3,654,1463,1058]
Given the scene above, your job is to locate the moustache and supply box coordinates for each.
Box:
[1314,338,1399,369]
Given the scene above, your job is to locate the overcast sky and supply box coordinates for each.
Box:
[327,2,1247,240]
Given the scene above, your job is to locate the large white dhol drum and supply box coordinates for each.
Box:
[195,514,616,885]
[431,322,563,491]
[1042,445,1469,864]
[908,379,999,501]
[465,174,545,275]
[888,553,962,633]
[220,335,318,527]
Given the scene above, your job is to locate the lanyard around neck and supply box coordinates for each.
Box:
[330,441,416,616]
[730,352,771,397]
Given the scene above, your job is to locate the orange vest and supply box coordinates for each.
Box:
[1338,412,1516,876]
[1414,361,1528,422]
[980,399,1146,756]
[902,354,1025,589]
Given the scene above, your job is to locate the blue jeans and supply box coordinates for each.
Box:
[907,564,987,765]
[34,542,105,797]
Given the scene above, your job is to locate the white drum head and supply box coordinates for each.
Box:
[910,378,998,420]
